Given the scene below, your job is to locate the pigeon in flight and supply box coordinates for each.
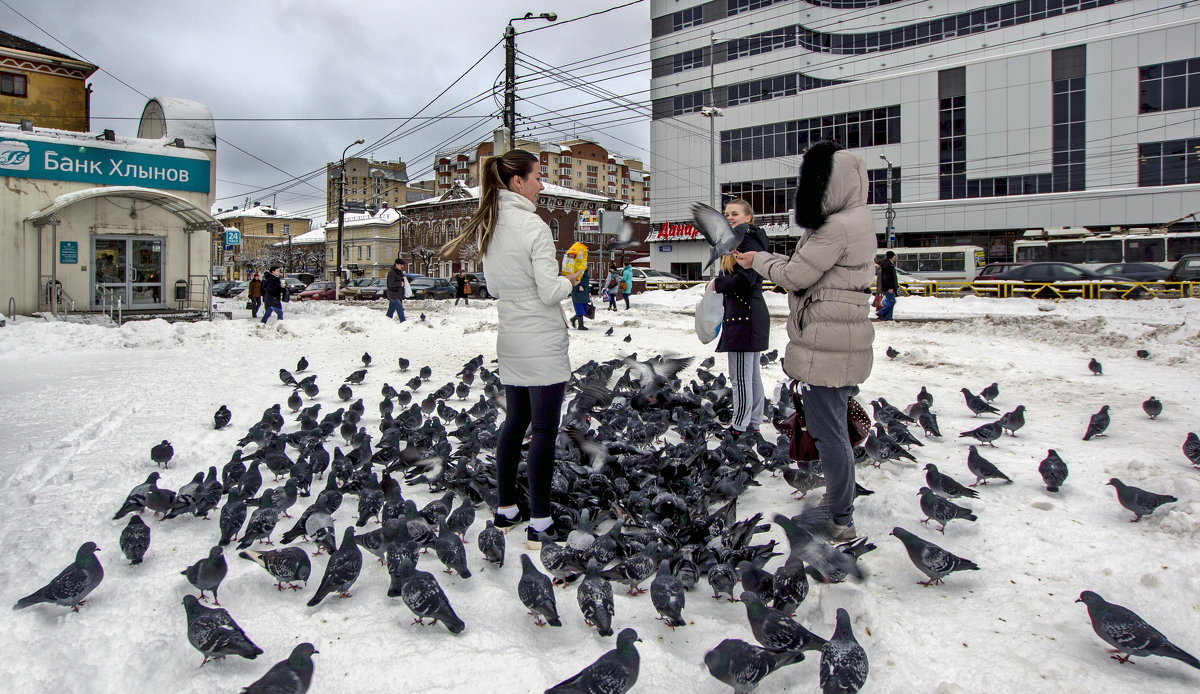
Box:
[820,608,869,694]
[691,202,745,272]
[241,642,318,694]
[545,628,641,693]
[1082,405,1111,441]
[1106,478,1177,522]
[1076,591,1200,668]
[890,527,979,586]
[13,541,103,611]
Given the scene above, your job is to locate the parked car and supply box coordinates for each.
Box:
[408,277,455,300]
[895,268,933,295]
[993,262,1138,296]
[1094,263,1170,282]
[296,281,336,301]
[630,267,684,291]
[356,278,389,301]
[211,281,238,297]
[464,272,490,298]
[976,262,1027,280]
[339,277,376,300]
[226,281,250,298]
[1167,254,1200,284]
[282,277,307,294]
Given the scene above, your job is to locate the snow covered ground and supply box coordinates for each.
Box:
[1,289,1198,693]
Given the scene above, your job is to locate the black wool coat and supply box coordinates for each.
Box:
[712,224,770,353]
[262,273,284,308]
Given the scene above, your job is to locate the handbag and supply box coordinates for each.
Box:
[778,382,871,462]
[282,288,291,303]
[586,302,596,319]
[245,300,253,310]
[464,281,473,295]
[872,293,883,309]
[618,281,628,292]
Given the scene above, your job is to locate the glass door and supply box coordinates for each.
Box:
[92,236,165,309]
[93,238,128,308]
[130,239,164,307]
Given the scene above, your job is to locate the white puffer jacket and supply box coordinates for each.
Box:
[481,190,574,386]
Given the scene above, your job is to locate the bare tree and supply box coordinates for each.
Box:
[457,240,480,270]
[411,246,438,276]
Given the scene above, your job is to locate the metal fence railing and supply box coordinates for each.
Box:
[640,280,1200,300]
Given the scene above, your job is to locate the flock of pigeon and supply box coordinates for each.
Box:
[13,336,1200,692]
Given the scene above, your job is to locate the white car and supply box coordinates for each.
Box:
[630,268,685,291]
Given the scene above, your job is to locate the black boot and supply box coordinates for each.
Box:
[569,316,578,329]
[577,316,589,331]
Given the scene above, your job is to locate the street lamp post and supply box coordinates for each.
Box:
[700,32,724,210]
[880,154,896,249]
[503,12,557,153]
[334,138,364,300]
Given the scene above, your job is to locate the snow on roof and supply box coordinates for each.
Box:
[401,180,616,209]
[369,166,408,182]
[628,170,646,183]
[274,227,326,246]
[321,206,402,230]
[138,97,216,150]
[212,204,310,221]
[0,122,211,162]
[623,204,650,219]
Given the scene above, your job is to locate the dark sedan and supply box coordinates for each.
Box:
[354,278,387,300]
[1094,263,1170,282]
[409,277,455,300]
[993,262,1138,296]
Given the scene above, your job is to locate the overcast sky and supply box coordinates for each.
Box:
[2,0,650,221]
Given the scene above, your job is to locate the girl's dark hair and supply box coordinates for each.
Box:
[441,149,540,259]
[793,140,843,231]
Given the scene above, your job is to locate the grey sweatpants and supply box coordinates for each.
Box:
[726,351,764,432]
[799,384,856,526]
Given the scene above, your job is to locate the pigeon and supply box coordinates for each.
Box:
[770,555,809,614]
[114,472,160,519]
[361,352,372,367]
[623,334,631,343]
[280,368,298,386]
[917,410,942,438]
[958,388,999,419]
[601,543,659,595]
[890,527,979,585]
[398,357,409,371]
[738,561,775,604]
[182,546,228,605]
[239,547,312,591]
[150,439,174,468]
[820,608,869,694]
[419,364,432,380]
[1106,478,1178,522]
[604,326,614,336]
[241,642,318,694]
[545,627,641,693]
[478,520,505,567]
[1136,349,1150,359]
[13,541,103,611]
[998,405,1026,436]
[1076,591,1200,668]
[433,521,472,578]
[1185,432,1200,467]
[214,405,232,430]
[650,559,686,629]
[958,419,1002,446]
[965,446,1011,486]
[1142,396,1162,419]
[518,553,561,626]
[704,638,804,694]
[1088,357,1103,375]
[120,515,151,564]
[344,369,366,385]
[219,489,248,546]
[337,383,353,401]
[540,535,584,585]
[577,558,615,637]
[918,487,977,533]
[295,356,308,372]
[390,556,465,634]
[980,382,999,402]
[307,527,361,606]
[885,346,899,360]
[707,562,738,601]
[236,494,279,549]
[775,511,866,583]
[691,202,746,272]
[1038,449,1069,493]
[1082,405,1111,441]
[742,591,825,652]
[182,594,262,665]
[924,463,979,499]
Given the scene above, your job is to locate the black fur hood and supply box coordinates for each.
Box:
[793,141,869,230]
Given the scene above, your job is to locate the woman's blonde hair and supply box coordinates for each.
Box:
[720,198,755,273]
[440,149,540,260]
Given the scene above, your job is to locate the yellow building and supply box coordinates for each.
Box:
[211,204,313,280]
[322,206,404,280]
[0,30,98,133]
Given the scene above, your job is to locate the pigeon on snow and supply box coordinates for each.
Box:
[890,526,979,586]
[1076,591,1200,668]
[1082,405,1111,441]
[239,547,311,591]
[13,541,103,611]
[820,608,869,694]
[1106,478,1177,522]
[705,638,804,694]
[519,553,562,627]
[182,594,262,665]
[241,642,318,694]
[307,527,361,607]
[181,546,228,605]
[119,515,151,564]
[1038,449,1069,493]
[545,627,641,693]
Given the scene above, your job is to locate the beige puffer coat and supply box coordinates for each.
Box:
[751,150,877,387]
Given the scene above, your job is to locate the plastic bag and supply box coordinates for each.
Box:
[694,284,723,344]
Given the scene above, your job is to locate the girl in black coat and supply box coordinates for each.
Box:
[711,199,770,435]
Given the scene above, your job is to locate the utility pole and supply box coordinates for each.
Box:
[700,32,724,210]
[880,154,896,249]
[335,138,364,300]
[503,12,557,154]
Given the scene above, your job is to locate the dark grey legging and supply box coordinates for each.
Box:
[800,384,856,526]
[495,382,566,519]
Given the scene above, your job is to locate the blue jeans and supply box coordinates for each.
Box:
[261,305,283,323]
[800,384,856,526]
[386,299,406,322]
[876,291,896,320]
[495,382,566,518]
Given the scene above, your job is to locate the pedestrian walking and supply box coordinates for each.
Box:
[260,266,285,324]
[603,263,620,311]
[733,141,876,541]
[247,272,262,318]
[711,199,769,437]
[454,270,471,306]
[620,260,633,309]
[570,268,591,330]
[386,258,409,322]
[439,148,584,549]
[876,250,898,320]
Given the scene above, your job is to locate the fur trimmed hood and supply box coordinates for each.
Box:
[794,142,869,230]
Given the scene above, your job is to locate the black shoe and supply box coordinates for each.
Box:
[493,508,529,532]
[525,524,568,550]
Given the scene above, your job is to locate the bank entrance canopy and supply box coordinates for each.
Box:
[26,186,221,231]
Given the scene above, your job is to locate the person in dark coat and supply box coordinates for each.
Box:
[247,272,262,318]
[261,266,284,324]
[385,259,408,322]
[454,271,470,306]
[711,199,769,435]
[569,268,591,330]
[876,250,899,320]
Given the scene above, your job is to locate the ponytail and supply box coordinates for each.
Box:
[440,149,539,260]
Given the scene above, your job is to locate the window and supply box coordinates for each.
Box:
[1139,138,1200,187]
[867,167,902,204]
[559,167,572,177]
[265,223,274,235]
[1126,237,1164,262]
[366,246,371,259]
[0,72,27,97]
[541,165,548,176]
[549,219,559,241]
[1049,242,1085,263]
[282,224,291,236]
[662,91,705,117]
[671,6,703,32]
[586,165,598,173]
[720,105,901,164]
[672,49,705,74]
[728,0,785,16]
[1083,240,1121,263]
[357,246,363,260]
[1140,58,1200,113]
[561,156,572,165]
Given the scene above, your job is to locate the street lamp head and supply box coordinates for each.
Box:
[543,12,557,21]
[354,138,365,145]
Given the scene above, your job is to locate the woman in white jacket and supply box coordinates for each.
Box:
[441,149,582,548]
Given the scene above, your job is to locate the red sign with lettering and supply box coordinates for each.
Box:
[649,222,701,241]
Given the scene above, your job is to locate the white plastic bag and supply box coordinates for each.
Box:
[695,284,723,344]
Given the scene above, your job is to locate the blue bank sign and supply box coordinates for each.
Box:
[0,137,210,193]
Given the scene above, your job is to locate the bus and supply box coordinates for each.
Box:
[877,245,986,281]
[1013,228,1200,270]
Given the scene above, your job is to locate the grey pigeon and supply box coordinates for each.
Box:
[1076,591,1200,668]
[151,439,174,468]
[344,369,366,385]
[600,543,659,595]
[707,562,738,601]
[241,642,317,694]
[998,405,1026,436]
[306,527,361,606]
[119,515,151,564]
[361,351,371,367]
[279,368,297,386]
[890,527,979,586]
[182,546,228,605]
[219,489,248,547]
[114,472,160,519]
[1136,349,1150,359]
[446,496,476,538]
[705,638,804,694]
[545,627,641,693]
[738,560,775,604]
[820,608,869,694]
[1088,357,1103,375]
[214,405,232,430]
[478,520,505,567]
[1184,432,1200,467]
[742,591,825,652]
[960,388,999,417]
[691,202,745,272]
[1142,396,1162,419]
[1106,478,1177,522]
[966,446,1011,486]
[980,382,999,402]
[165,471,204,519]
[918,487,977,533]
[433,521,472,578]
[239,547,311,590]
[917,410,942,438]
[389,556,465,634]
[771,555,809,614]
[776,510,866,583]
[519,553,561,627]
[885,346,899,360]
[236,494,279,549]
[296,356,308,372]
[1082,405,1111,441]
[650,559,686,629]
[924,463,979,499]
[337,383,353,401]
[1038,449,1069,493]
[143,475,177,518]
[577,558,615,637]
[13,541,103,611]
[958,419,1002,446]
[182,594,262,665]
